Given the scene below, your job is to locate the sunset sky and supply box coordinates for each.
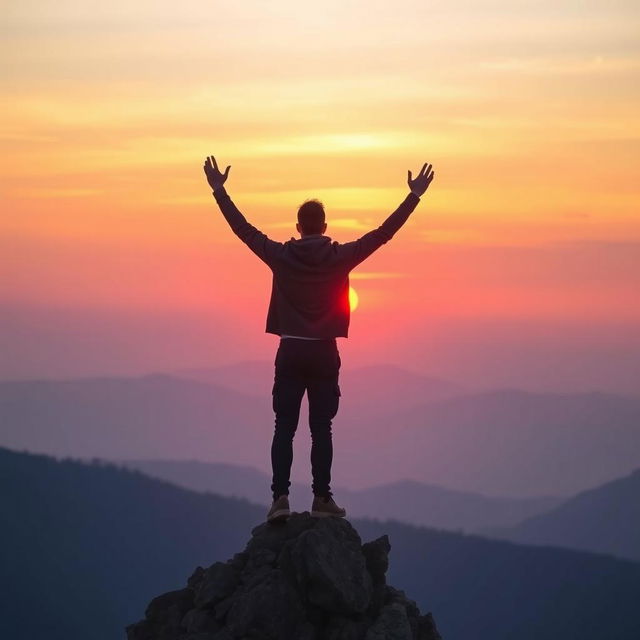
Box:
[2,1,639,393]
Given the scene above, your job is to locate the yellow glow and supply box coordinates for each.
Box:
[349,286,359,312]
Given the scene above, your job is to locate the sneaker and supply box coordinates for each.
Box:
[311,494,346,518]
[267,494,291,523]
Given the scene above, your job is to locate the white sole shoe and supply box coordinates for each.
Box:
[268,508,291,522]
[311,501,346,518]
[267,496,291,523]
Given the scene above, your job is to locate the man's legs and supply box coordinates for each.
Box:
[306,342,341,498]
[270,340,306,500]
[270,337,341,502]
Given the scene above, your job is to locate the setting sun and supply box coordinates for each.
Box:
[349,286,359,312]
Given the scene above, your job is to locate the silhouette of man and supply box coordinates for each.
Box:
[203,156,434,522]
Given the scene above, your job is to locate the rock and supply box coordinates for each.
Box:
[126,588,196,640]
[288,517,373,614]
[213,595,235,621]
[416,613,443,640]
[181,607,221,633]
[188,566,206,591]
[194,562,241,608]
[225,568,307,638]
[362,535,391,583]
[362,535,391,614]
[324,614,370,640]
[126,512,442,640]
[146,588,194,625]
[230,551,249,569]
[365,602,413,640]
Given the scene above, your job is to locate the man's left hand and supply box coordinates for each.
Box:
[204,155,231,191]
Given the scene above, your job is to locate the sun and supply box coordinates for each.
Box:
[349,286,359,312]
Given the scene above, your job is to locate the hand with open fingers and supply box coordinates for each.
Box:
[204,155,231,192]
[407,162,435,197]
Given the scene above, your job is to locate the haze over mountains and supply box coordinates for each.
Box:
[173,361,466,410]
[484,468,640,562]
[3,446,640,640]
[368,387,640,496]
[2,362,639,497]
[116,458,562,532]
[113,458,640,562]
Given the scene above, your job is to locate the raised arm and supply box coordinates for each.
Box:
[338,162,435,269]
[203,155,281,266]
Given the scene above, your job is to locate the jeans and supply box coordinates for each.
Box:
[270,337,341,501]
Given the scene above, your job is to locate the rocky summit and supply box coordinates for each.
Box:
[126,512,442,640]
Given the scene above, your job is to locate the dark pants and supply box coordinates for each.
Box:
[270,337,341,501]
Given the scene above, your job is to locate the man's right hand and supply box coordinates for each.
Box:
[204,155,231,192]
[408,162,435,197]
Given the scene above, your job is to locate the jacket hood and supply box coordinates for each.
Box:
[286,234,335,265]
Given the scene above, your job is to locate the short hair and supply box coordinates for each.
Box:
[297,199,326,235]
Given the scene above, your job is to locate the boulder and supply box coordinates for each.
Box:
[126,512,441,640]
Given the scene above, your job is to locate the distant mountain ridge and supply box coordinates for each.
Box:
[1,365,639,496]
[483,467,640,562]
[172,361,466,405]
[367,386,640,495]
[116,457,563,532]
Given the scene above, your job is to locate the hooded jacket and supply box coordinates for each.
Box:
[212,185,421,338]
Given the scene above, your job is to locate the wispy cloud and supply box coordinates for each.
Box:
[10,188,103,198]
[478,54,640,75]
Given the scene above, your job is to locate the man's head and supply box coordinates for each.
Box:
[296,199,327,237]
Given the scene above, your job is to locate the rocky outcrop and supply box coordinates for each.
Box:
[126,512,442,640]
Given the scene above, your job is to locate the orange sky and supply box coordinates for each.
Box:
[1,1,639,390]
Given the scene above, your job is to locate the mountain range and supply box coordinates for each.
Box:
[2,364,639,496]
[115,457,563,532]
[482,467,640,561]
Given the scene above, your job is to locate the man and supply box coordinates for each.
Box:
[203,156,435,523]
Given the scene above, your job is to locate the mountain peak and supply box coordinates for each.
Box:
[126,512,442,640]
